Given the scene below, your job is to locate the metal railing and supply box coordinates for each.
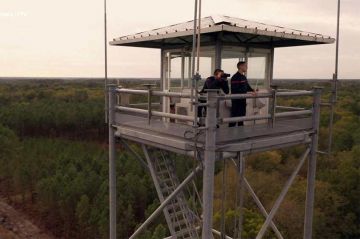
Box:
[112,85,321,128]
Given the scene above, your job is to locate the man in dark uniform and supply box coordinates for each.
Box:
[229,61,255,127]
[200,69,229,94]
[198,69,229,120]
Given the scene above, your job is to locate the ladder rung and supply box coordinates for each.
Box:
[167,203,183,213]
[161,185,176,193]
[174,227,195,238]
[157,170,170,175]
[169,210,187,220]
[161,178,175,185]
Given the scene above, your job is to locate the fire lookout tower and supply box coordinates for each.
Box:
[108,15,334,239]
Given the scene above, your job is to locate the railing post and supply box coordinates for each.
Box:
[269,85,278,128]
[108,84,117,239]
[144,84,155,124]
[202,89,218,239]
[304,87,322,239]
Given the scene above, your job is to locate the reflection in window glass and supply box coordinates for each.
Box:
[168,50,215,90]
[222,58,240,76]
[198,57,213,86]
[222,49,246,78]
[247,56,267,89]
[170,56,182,89]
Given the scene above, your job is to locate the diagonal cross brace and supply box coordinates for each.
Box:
[243,178,283,239]
[232,157,283,239]
[256,147,311,239]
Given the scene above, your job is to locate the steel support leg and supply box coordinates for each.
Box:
[202,90,218,239]
[304,87,322,239]
[237,152,245,239]
[108,84,117,239]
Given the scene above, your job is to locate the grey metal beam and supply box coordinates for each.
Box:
[243,178,283,239]
[120,139,149,170]
[237,152,245,239]
[218,132,311,152]
[215,32,223,69]
[108,84,117,239]
[256,147,311,239]
[230,159,283,239]
[202,90,218,239]
[304,87,322,239]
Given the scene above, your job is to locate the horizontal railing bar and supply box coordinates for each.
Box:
[320,102,332,107]
[219,92,272,100]
[152,111,194,122]
[317,150,329,155]
[276,106,306,111]
[116,106,194,122]
[152,91,191,98]
[116,88,193,98]
[128,102,161,107]
[277,91,314,97]
[277,88,310,92]
[116,88,148,95]
[275,110,313,118]
[222,114,271,123]
[116,106,148,115]
[117,88,314,99]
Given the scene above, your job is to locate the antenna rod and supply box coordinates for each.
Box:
[196,0,202,73]
[194,0,202,117]
[104,0,109,124]
[328,0,341,154]
[190,0,198,111]
[335,0,341,83]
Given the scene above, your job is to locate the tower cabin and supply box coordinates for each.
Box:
[108,15,334,239]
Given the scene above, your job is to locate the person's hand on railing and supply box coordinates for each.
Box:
[250,91,257,96]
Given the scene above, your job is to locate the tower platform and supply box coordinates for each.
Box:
[114,113,313,156]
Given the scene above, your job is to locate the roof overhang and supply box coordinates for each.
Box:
[110,15,335,49]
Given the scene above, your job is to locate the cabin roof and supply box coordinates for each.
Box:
[110,15,335,49]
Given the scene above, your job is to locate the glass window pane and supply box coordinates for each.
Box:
[247,54,268,89]
[222,48,246,77]
[170,55,182,89]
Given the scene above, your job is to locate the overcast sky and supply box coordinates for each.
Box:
[1,0,359,79]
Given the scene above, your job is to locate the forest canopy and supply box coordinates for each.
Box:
[0,79,359,238]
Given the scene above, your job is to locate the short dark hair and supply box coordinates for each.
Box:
[237,61,247,69]
[214,69,224,75]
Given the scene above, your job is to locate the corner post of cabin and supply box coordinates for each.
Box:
[215,32,223,69]
[304,86,322,239]
[269,84,278,128]
[108,84,117,239]
[202,89,218,239]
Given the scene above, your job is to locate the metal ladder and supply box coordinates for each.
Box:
[144,147,200,239]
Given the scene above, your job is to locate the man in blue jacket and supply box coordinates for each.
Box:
[230,61,255,127]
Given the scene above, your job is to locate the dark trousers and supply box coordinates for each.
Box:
[229,99,246,127]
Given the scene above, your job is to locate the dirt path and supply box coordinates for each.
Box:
[0,200,54,239]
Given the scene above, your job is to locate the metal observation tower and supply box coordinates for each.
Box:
[107,15,334,239]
